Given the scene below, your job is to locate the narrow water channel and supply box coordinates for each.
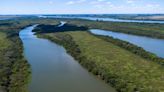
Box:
[19,25,116,92]
[90,29,164,58]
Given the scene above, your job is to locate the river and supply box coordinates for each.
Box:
[19,25,116,92]
[39,16,164,24]
[90,29,164,58]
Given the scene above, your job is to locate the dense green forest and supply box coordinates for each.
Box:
[0,23,30,92]
[34,23,164,92]
[33,23,88,33]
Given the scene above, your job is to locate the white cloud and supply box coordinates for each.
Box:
[90,0,113,8]
[93,4,103,8]
[146,4,160,8]
[64,0,163,14]
[66,1,75,5]
[126,0,138,4]
[91,0,112,5]
[97,0,106,2]
[48,1,54,4]
[66,0,86,5]
[77,0,86,3]
[106,1,111,4]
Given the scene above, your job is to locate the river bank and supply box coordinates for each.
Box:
[33,23,164,92]
[0,18,60,92]
[90,29,164,61]
[0,23,30,92]
[20,25,116,92]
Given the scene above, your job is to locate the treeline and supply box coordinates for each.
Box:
[93,34,164,65]
[0,24,31,92]
[33,24,88,33]
[0,23,12,26]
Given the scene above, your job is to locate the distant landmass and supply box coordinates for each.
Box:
[1,14,164,21]
[42,14,164,21]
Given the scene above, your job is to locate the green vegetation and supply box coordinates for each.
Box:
[0,18,60,92]
[55,18,164,39]
[0,19,33,92]
[33,23,88,33]
[0,31,30,92]
[1,17,164,92]
[93,34,164,65]
[36,29,164,92]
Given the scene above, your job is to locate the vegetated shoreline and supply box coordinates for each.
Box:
[0,19,33,92]
[36,33,119,90]
[37,32,164,92]
[0,28,31,92]
[33,22,164,66]
[52,18,164,39]
[33,24,164,92]
[0,18,62,92]
[91,33,164,65]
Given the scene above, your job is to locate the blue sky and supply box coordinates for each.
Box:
[0,0,164,14]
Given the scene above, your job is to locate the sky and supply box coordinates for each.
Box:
[0,0,164,14]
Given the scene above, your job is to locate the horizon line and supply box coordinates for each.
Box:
[0,13,164,15]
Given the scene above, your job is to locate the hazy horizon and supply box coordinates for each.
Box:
[0,0,164,14]
[1,13,164,15]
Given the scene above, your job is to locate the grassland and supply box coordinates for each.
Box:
[93,34,164,65]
